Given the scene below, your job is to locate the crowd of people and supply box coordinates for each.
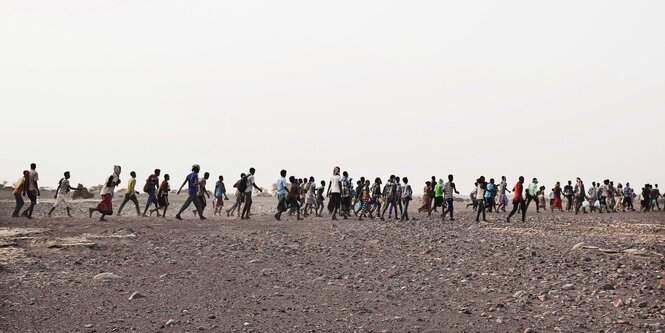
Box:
[8,163,664,222]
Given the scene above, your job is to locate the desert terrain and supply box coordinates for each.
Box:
[0,190,663,333]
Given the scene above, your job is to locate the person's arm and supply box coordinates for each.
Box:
[250,177,262,193]
[205,186,211,199]
[54,181,62,199]
[35,180,40,196]
[453,183,459,194]
[326,181,332,196]
[176,178,188,195]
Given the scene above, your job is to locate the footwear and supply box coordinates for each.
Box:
[274,213,280,221]
[175,214,182,220]
[88,208,94,218]
[199,216,206,220]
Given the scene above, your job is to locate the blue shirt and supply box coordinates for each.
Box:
[187,172,199,194]
[276,177,288,195]
[485,183,495,199]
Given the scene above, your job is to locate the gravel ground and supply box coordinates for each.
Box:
[0,191,663,333]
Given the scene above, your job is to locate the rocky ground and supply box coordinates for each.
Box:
[0,191,663,333]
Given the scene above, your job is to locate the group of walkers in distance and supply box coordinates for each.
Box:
[8,163,664,223]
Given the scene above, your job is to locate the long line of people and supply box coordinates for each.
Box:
[9,163,663,222]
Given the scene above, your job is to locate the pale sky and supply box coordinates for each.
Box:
[1,0,664,191]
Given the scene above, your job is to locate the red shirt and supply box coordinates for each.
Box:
[513,182,523,201]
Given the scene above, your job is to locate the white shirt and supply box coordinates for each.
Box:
[29,170,39,191]
[329,175,342,193]
[245,174,255,193]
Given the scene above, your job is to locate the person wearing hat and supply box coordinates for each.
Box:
[525,178,540,213]
[175,164,205,220]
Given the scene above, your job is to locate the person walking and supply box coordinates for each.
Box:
[12,170,28,217]
[497,176,511,212]
[150,174,170,217]
[192,172,211,216]
[213,176,229,216]
[475,176,487,223]
[21,163,40,219]
[89,165,121,221]
[141,169,161,217]
[428,179,444,217]
[525,178,539,213]
[418,181,432,213]
[117,171,140,216]
[48,171,76,217]
[442,174,460,221]
[326,167,343,220]
[507,176,526,222]
[574,178,587,214]
[225,173,247,217]
[274,170,289,221]
[400,177,413,221]
[551,182,563,212]
[563,180,574,212]
[175,164,205,220]
[240,168,262,220]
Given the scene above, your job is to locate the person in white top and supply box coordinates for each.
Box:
[326,166,343,220]
[48,171,76,217]
[89,165,122,221]
[21,163,40,219]
[241,167,262,220]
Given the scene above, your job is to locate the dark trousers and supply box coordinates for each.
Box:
[13,193,24,217]
[118,193,140,215]
[401,198,410,220]
[330,193,341,216]
[178,193,203,216]
[476,199,486,222]
[443,198,454,219]
[565,195,574,211]
[508,198,526,222]
[525,194,539,212]
[22,190,37,218]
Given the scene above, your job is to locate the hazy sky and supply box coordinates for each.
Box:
[1,0,664,190]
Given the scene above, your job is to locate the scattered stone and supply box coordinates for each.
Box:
[612,299,624,308]
[165,319,175,327]
[601,284,614,290]
[561,284,574,291]
[524,329,534,333]
[93,273,122,282]
[243,322,251,327]
[572,242,585,250]
[129,292,144,300]
[84,324,93,328]
[248,259,263,264]
[513,290,528,299]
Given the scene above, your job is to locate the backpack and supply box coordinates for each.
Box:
[143,176,153,193]
[236,178,248,193]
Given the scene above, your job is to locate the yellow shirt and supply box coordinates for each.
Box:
[126,177,137,194]
[13,177,25,194]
